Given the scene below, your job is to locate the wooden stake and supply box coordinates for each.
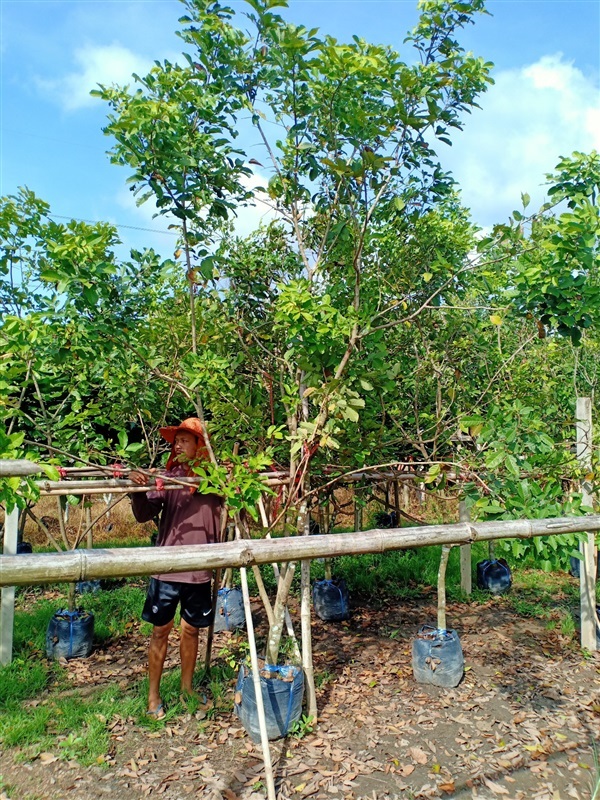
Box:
[459,500,472,596]
[85,497,93,550]
[300,501,317,721]
[576,397,597,651]
[393,479,401,527]
[437,544,452,631]
[0,507,18,665]
[236,520,276,800]
[353,489,362,533]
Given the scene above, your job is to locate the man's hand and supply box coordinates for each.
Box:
[130,469,155,486]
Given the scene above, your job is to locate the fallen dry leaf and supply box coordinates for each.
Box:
[408,746,429,765]
[439,781,456,794]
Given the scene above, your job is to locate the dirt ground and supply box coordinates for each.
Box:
[1,589,599,800]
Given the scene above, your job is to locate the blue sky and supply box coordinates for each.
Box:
[1,0,599,260]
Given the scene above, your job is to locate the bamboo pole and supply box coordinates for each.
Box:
[300,500,317,722]
[4,514,600,588]
[576,397,597,651]
[35,477,289,495]
[437,544,452,631]
[459,500,472,595]
[0,507,18,665]
[0,460,42,476]
[85,498,93,550]
[236,520,276,800]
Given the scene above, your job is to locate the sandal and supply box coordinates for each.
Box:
[146,702,165,719]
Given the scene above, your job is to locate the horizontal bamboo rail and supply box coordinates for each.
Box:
[0,460,42,477]
[2,514,600,588]
[35,477,289,496]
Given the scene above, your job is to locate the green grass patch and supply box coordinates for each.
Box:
[0,686,143,765]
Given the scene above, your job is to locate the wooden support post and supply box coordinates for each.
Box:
[354,489,362,533]
[300,501,317,722]
[236,520,276,800]
[85,498,93,550]
[1,507,18,665]
[393,480,401,527]
[576,397,597,651]
[459,500,472,596]
[437,544,452,631]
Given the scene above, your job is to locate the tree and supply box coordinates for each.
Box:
[95,0,494,680]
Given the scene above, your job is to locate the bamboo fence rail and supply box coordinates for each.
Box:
[2,514,600,588]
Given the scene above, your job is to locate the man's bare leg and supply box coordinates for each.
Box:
[148,620,173,713]
[180,617,200,695]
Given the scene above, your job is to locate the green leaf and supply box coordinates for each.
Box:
[39,464,60,481]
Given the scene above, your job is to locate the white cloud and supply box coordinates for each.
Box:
[232,171,278,238]
[445,54,600,226]
[109,185,178,260]
[37,43,152,111]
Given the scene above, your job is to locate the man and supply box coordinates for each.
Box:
[130,417,220,717]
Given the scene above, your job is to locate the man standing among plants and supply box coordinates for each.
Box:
[129,418,221,718]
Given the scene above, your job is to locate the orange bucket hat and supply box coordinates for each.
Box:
[159,417,206,445]
[160,417,209,470]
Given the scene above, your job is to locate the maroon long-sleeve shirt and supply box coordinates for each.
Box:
[131,465,221,584]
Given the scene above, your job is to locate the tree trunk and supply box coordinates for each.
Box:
[265,560,297,665]
[437,544,452,631]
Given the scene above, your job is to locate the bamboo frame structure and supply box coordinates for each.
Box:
[3,514,600,587]
[4,460,600,794]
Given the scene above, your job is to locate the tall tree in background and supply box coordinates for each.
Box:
[96,0,494,673]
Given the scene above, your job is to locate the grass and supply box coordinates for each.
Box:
[0,685,143,765]
[1,577,251,767]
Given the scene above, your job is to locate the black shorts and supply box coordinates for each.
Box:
[142,578,214,628]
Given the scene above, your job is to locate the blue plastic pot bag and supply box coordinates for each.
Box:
[234,662,304,743]
[46,609,94,660]
[569,551,599,580]
[214,587,246,632]
[412,625,464,688]
[312,578,350,622]
[476,558,512,595]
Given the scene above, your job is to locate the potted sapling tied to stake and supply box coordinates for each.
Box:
[412,543,464,688]
[476,538,512,595]
[191,453,306,743]
[311,505,350,623]
[43,495,95,660]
